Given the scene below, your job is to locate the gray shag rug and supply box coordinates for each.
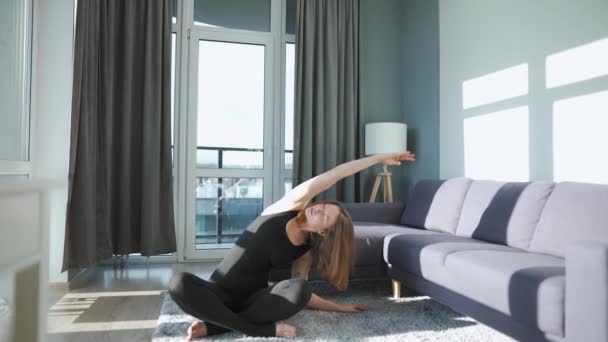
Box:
[152,279,515,341]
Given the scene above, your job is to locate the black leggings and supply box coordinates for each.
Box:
[168,272,312,337]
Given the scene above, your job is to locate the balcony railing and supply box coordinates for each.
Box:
[194,146,293,245]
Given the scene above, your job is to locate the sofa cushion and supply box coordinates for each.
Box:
[529,182,608,257]
[400,178,472,234]
[384,233,565,335]
[456,180,555,249]
[437,250,565,336]
[353,222,420,267]
[384,233,518,278]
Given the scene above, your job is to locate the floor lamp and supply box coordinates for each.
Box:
[365,122,408,203]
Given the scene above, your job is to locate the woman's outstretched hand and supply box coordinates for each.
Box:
[377,151,416,166]
[338,304,369,313]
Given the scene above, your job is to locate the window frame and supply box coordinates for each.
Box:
[0,0,34,176]
[174,0,296,260]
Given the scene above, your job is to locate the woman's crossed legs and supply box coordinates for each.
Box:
[168,272,312,339]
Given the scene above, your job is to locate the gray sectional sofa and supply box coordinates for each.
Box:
[270,177,607,342]
[343,178,608,342]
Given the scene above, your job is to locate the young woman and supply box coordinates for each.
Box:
[169,151,415,340]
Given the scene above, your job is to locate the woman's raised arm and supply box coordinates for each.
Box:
[262,152,415,214]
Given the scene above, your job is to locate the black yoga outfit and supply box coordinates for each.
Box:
[169,210,314,337]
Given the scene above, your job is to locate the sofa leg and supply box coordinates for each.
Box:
[392,279,401,299]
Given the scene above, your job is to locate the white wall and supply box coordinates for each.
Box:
[440,0,608,183]
[30,0,74,283]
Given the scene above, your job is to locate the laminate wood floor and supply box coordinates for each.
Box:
[47,262,219,342]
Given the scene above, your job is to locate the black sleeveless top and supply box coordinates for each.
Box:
[209,210,312,299]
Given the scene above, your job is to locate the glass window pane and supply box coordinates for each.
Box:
[0,0,31,161]
[171,0,177,24]
[196,149,263,169]
[284,152,293,193]
[285,0,296,35]
[222,150,263,169]
[171,33,176,162]
[284,43,295,182]
[195,177,263,248]
[285,43,295,152]
[194,0,270,32]
[285,152,293,172]
[197,40,265,169]
[196,149,218,168]
[284,178,292,193]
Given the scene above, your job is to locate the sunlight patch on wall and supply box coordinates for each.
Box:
[464,107,529,181]
[462,64,528,109]
[553,90,608,183]
[546,37,608,88]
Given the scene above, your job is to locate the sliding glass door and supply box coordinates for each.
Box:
[184,32,274,259]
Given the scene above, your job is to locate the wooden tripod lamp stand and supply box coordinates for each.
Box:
[365,122,408,203]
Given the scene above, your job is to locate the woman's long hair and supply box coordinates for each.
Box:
[294,200,355,291]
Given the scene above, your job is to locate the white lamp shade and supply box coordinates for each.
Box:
[365,122,408,155]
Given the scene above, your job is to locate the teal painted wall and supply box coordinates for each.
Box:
[401,0,440,199]
[360,0,407,202]
[360,0,441,203]
[440,0,608,182]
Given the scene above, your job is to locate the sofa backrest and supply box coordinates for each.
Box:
[529,182,608,258]
[400,178,472,234]
[455,180,555,249]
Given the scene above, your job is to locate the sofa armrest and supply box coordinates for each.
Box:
[341,202,406,225]
[566,241,608,342]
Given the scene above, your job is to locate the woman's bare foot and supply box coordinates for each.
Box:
[186,320,207,341]
[275,321,296,337]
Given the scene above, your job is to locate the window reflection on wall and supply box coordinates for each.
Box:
[546,37,608,89]
[464,107,529,181]
[462,63,528,110]
[553,91,608,184]
[461,63,530,182]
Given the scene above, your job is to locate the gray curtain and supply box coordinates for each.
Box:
[63,0,176,271]
[293,0,362,202]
